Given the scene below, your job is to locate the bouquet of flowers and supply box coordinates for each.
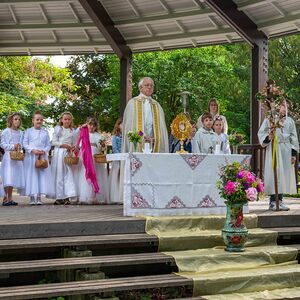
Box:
[217,162,264,205]
[228,132,246,146]
[128,130,144,151]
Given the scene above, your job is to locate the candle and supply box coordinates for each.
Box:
[143,142,151,153]
[215,144,221,155]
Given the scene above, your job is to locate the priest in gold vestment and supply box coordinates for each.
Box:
[122,77,169,153]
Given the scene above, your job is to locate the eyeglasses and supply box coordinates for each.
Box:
[143,84,154,87]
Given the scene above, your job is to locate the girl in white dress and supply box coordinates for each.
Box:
[77,117,109,204]
[213,117,231,154]
[22,111,51,205]
[109,118,123,204]
[0,113,25,206]
[49,112,78,205]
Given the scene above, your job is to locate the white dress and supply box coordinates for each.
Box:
[192,127,216,154]
[77,132,109,203]
[48,126,78,200]
[22,127,52,196]
[258,117,299,195]
[0,128,25,189]
[213,133,231,154]
[197,114,228,134]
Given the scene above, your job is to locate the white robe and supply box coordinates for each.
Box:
[258,117,299,195]
[213,133,231,154]
[48,126,78,200]
[22,127,51,196]
[0,128,25,189]
[122,93,169,153]
[192,127,216,154]
[77,132,109,203]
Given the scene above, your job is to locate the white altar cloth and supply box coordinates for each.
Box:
[107,153,251,216]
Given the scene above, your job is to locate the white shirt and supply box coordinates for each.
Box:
[139,93,153,138]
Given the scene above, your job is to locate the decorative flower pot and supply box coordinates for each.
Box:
[222,202,248,252]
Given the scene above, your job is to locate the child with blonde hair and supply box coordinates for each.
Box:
[22,111,51,205]
[213,116,231,154]
[0,113,25,206]
[49,112,78,205]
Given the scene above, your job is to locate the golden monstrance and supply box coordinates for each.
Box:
[170,113,193,154]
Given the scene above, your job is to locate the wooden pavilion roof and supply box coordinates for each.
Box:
[0,0,299,56]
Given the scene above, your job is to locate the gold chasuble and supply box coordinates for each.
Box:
[122,95,169,153]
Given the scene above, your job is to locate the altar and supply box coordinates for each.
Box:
[107,153,251,216]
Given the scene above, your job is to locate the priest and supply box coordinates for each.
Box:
[122,77,169,153]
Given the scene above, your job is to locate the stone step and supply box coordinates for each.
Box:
[1,245,298,276]
[0,274,192,299]
[0,233,158,251]
[202,286,300,299]
[0,252,175,274]
[156,228,278,251]
[188,263,300,296]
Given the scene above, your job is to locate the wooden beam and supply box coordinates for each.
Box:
[78,0,131,59]
[120,54,133,116]
[251,40,268,144]
[204,0,267,46]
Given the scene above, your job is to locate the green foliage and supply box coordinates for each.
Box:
[0,56,75,129]
[0,34,299,139]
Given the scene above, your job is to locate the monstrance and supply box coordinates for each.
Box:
[170,113,193,154]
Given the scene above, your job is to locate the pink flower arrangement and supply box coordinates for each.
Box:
[246,188,258,201]
[224,181,238,195]
[217,162,264,204]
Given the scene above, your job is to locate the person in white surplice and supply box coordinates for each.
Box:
[192,112,216,154]
[122,77,169,153]
[258,100,299,211]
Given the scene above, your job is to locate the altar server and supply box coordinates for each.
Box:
[258,100,299,211]
[0,113,25,206]
[49,112,78,205]
[22,111,51,205]
[192,112,215,154]
[213,116,231,154]
[122,77,169,153]
[77,117,109,204]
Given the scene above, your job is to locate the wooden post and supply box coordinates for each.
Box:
[272,136,279,210]
[120,54,132,117]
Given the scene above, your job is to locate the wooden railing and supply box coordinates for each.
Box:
[237,144,300,191]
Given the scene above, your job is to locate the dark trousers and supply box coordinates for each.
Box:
[270,194,283,204]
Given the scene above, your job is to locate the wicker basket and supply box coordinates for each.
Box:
[94,153,109,164]
[10,150,25,161]
[64,154,79,165]
[35,155,48,169]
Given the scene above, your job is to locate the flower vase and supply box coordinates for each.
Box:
[232,145,239,154]
[133,143,138,152]
[222,202,248,252]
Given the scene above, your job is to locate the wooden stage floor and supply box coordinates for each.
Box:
[0,195,299,224]
[0,195,299,239]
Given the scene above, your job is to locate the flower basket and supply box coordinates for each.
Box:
[64,153,79,165]
[35,155,48,169]
[10,150,25,161]
[94,153,110,164]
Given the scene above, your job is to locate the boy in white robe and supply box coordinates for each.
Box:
[258,100,299,211]
[192,112,215,154]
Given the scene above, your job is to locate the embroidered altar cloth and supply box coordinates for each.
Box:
[107,153,251,216]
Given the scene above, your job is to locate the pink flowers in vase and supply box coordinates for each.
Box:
[217,162,264,204]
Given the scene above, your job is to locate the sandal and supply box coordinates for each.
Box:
[63,199,71,205]
[10,201,18,206]
[2,202,11,206]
